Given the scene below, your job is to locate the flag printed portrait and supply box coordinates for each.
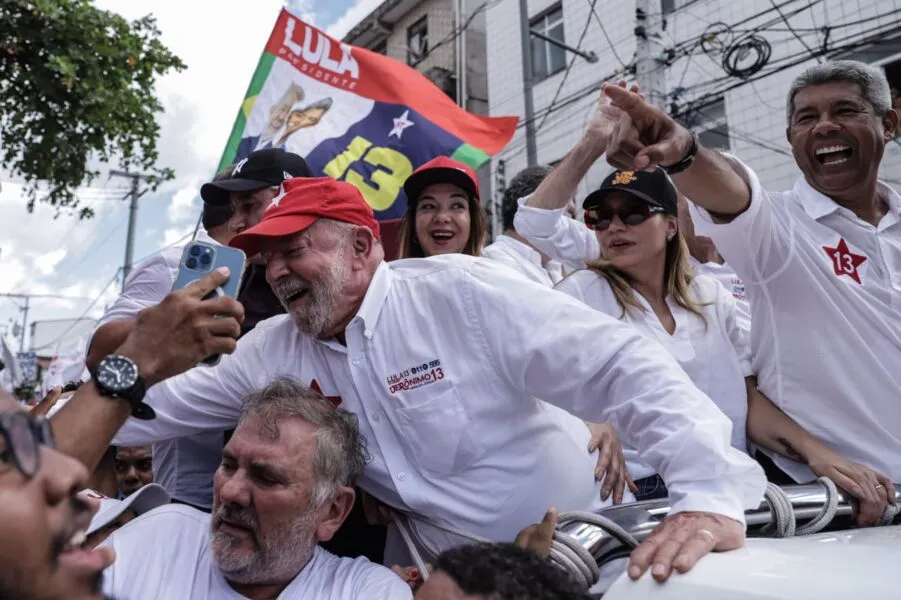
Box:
[219,10,517,222]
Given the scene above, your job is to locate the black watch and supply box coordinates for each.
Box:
[661,132,699,175]
[92,355,155,420]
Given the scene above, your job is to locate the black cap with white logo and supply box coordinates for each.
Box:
[200,148,313,206]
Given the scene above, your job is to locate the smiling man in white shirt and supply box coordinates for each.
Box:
[600,60,900,526]
[100,378,411,600]
[61,176,766,584]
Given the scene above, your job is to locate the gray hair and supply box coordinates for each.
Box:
[238,377,369,506]
[786,60,892,124]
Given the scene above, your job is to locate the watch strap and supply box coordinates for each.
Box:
[661,132,699,175]
[92,357,156,420]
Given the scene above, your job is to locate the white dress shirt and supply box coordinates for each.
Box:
[113,255,764,557]
[690,156,901,482]
[101,504,412,599]
[481,234,565,287]
[97,231,224,509]
[556,271,753,479]
[690,259,752,333]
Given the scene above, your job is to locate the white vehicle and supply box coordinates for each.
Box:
[551,481,901,598]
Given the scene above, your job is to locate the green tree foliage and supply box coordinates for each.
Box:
[0,0,186,217]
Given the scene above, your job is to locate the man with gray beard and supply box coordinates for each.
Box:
[98,378,412,599]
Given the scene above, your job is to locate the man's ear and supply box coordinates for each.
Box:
[351,226,376,259]
[882,109,899,142]
[314,486,356,543]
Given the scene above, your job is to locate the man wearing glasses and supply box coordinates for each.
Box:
[0,269,244,600]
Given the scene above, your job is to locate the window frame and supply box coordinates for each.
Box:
[406,16,429,67]
[529,4,566,82]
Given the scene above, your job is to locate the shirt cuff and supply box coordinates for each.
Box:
[513,195,569,238]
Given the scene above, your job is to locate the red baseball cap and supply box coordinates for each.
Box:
[229,177,381,257]
[403,156,480,206]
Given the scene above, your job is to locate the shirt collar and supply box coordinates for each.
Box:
[494,235,544,267]
[794,176,901,222]
[352,260,392,335]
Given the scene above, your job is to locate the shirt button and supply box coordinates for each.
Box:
[352,358,360,365]
[372,413,381,423]
[398,472,407,481]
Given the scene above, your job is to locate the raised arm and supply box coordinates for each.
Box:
[52,268,244,471]
[602,83,751,219]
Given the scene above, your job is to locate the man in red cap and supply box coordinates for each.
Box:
[62,176,766,585]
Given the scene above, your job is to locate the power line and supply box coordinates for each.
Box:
[768,0,821,63]
[33,270,121,352]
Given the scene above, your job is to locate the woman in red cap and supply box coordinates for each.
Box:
[397,156,487,259]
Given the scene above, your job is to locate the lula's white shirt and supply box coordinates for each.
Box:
[101,504,412,600]
[96,231,224,509]
[514,198,752,322]
[113,255,764,557]
[556,271,753,479]
[481,234,565,287]
[690,155,901,483]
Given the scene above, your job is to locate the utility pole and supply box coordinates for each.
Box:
[0,293,93,351]
[518,0,538,167]
[109,171,149,290]
[634,0,667,109]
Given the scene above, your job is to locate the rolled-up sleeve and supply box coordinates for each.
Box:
[97,252,179,326]
[466,260,765,524]
[513,196,600,270]
[689,155,793,282]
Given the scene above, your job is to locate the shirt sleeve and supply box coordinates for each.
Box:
[513,196,600,270]
[110,319,283,446]
[464,260,766,524]
[96,251,180,326]
[352,564,414,599]
[688,155,794,283]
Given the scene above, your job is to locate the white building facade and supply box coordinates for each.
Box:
[485,0,901,235]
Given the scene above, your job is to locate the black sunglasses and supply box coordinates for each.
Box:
[0,412,56,479]
[583,202,666,231]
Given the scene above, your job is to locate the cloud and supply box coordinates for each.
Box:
[326,0,384,39]
[163,224,195,247]
[167,182,200,224]
[33,249,68,276]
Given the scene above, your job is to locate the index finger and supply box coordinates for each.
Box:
[182,267,232,299]
[875,473,896,505]
[602,82,644,112]
[197,294,245,321]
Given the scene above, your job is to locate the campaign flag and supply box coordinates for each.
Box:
[217,9,517,223]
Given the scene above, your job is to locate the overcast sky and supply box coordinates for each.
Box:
[0,0,385,352]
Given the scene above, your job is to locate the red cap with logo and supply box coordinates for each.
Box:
[229,177,381,257]
[403,156,481,206]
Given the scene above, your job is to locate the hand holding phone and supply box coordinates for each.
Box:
[172,241,246,365]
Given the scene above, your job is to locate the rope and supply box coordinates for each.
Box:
[881,501,900,526]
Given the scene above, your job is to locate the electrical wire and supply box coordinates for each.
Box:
[769,0,821,63]
[34,269,122,352]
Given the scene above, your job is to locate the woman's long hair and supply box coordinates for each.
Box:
[396,193,488,259]
[584,230,707,325]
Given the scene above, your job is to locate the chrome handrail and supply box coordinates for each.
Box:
[558,483,901,570]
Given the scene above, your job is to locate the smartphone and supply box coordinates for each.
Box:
[172,241,246,366]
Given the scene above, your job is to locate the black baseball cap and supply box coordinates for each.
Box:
[583,168,678,215]
[200,148,313,206]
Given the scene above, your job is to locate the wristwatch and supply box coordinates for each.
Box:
[92,354,155,420]
[661,131,699,175]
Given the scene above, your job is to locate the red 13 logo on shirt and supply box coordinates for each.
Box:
[822,238,867,285]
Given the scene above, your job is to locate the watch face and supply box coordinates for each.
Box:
[97,356,138,393]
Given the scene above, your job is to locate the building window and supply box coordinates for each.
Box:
[407,17,428,66]
[530,5,565,81]
[680,97,730,151]
[371,40,387,55]
[661,0,694,15]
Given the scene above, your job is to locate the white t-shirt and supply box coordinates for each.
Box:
[101,504,412,600]
[691,259,751,333]
[96,231,224,509]
[690,155,901,483]
[557,271,752,479]
[113,255,764,559]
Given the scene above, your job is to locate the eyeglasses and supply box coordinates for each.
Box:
[584,203,666,231]
[0,412,56,478]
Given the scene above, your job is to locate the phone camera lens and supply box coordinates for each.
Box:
[186,257,198,269]
[189,245,201,256]
[200,254,212,265]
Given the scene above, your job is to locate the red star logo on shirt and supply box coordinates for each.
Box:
[822,238,867,285]
[310,379,342,407]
